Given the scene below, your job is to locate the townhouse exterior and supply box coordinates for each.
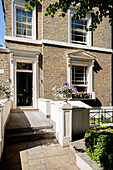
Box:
[0,0,5,47]
[0,0,113,109]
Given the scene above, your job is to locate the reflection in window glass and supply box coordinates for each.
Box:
[72,65,87,91]
[17,63,32,70]
[16,8,32,38]
[71,18,87,43]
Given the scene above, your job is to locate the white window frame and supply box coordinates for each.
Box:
[12,0,36,40]
[68,8,92,46]
[67,51,95,98]
[15,7,33,38]
[71,19,87,44]
[70,61,92,93]
[71,64,88,89]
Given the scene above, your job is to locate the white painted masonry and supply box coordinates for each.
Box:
[10,50,40,108]
[38,98,91,146]
[0,100,12,159]
[12,0,36,40]
[5,36,113,53]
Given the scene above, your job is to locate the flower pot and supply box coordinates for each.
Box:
[59,93,72,103]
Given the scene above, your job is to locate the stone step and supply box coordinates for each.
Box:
[5,129,56,144]
[5,124,53,134]
[11,108,39,113]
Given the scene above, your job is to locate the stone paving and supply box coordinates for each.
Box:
[0,139,79,170]
[20,139,79,170]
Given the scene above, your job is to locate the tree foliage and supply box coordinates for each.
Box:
[25,0,113,30]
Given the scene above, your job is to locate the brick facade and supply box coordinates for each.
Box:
[0,51,10,81]
[42,45,112,106]
[2,0,113,107]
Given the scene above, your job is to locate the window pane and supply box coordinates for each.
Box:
[76,87,87,92]
[16,23,21,28]
[72,65,87,86]
[71,19,87,43]
[17,28,21,35]
[27,25,32,29]
[22,16,26,22]
[22,29,26,35]
[22,10,26,16]
[22,24,26,29]
[16,8,21,15]
[27,11,32,17]
[17,63,32,70]
[27,17,32,23]
[75,35,84,42]
[27,30,32,36]
[16,15,21,22]
[16,8,32,38]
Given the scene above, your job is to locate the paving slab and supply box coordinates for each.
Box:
[20,139,79,170]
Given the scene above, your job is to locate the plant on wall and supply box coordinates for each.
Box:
[0,79,12,100]
[53,82,77,99]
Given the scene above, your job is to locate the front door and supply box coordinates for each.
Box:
[16,62,33,106]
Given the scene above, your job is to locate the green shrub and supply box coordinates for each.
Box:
[85,126,113,170]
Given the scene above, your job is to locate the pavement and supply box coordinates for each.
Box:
[20,139,79,170]
[0,110,79,170]
[0,139,79,170]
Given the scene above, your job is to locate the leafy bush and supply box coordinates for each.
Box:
[85,126,113,170]
[90,118,112,125]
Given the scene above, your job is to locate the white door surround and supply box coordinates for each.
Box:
[10,49,40,109]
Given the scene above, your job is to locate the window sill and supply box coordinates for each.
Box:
[70,98,95,101]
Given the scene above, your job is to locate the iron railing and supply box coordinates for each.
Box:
[90,109,113,125]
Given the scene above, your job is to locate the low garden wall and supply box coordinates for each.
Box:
[0,100,12,159]
[38,98,91,146]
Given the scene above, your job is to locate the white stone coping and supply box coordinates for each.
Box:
[38,98,52,102]
[70,139,102,170]
[38,98,92,109]
[5,36,113,54]
[68,101,92,109]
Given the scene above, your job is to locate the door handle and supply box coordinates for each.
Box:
[24,89,26,92]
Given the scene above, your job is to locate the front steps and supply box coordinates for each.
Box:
[11,108,39,113]
[5,109,56,144]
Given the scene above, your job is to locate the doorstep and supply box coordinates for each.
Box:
[11,107,39,112]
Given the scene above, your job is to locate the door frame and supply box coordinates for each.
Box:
[17,69,33,106]
[10,52,40,109]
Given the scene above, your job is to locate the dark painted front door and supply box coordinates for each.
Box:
[17,72,33,106]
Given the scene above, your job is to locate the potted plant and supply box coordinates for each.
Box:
[53,82,77,102]
[0,79,12,100]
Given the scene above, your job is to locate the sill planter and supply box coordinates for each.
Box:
[72,92,91,99]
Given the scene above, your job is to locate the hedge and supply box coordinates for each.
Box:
[85,126,113,170]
